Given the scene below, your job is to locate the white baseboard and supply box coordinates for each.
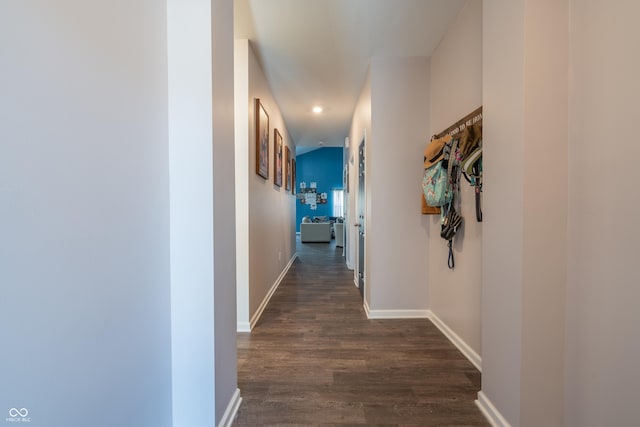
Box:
[359,307,481,371]
[426,310,482,372]
[476,391,511,427]
[217,388,242,427]
[363,299,371,317]
[367,309,430,319]
[365,305,430,319]
[236,322,251,333]
[249,254,297,330]
[353,277,359,288]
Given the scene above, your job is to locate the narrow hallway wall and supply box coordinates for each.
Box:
[480,0,569,425]
[0,2,172,426]
[565,1,640,425]
[366,56,431,314]
[235,40,297,330]
[428,0,483,363]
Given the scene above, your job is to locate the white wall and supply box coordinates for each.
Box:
[367,57,431,313]
[234,39,251,330]
[520,0,568,425]
[235,40,297,328]
[0,2,239,426]
[428,0,483,358]
[480,0,569,425]
[210,0,240,422]
[480,0,526,423]
[167,0,217,424]
[565,1,640,425]
[0,2,172,426]
[168,0,238,423]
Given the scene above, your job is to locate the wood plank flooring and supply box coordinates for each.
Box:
[235,238,488,426]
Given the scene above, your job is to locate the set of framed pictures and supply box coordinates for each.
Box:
[255,98,296,194]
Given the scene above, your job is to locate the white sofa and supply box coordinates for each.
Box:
[300,222,332,243]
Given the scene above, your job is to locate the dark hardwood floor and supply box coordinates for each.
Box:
[235,238,488,426]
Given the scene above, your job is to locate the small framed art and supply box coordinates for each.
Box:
[291,158,296,195]
[274,129,283,187]
[255,98,269,179]
[285,146,292,191]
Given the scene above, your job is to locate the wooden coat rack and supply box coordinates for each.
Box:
[433,106,483,140]
[421,106,483,215]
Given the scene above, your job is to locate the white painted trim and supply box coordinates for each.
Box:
[236,322,251,333]
[359,306,482,371]
[217,388,242,427]
[426,310,482,371]
[249,254,297,330]
[354,277,359,288]
[366,307,430,319]
[475,391,511,427]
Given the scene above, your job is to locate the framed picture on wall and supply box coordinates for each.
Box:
[285,146,291,191]
[291,158,296,195]
[255,98,269,179]
[274,128,283,187]
[344,163,349,193]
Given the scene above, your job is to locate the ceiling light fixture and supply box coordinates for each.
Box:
[312,106,323,114]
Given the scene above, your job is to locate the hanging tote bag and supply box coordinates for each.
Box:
[422,136,460,207]
[422,134,454,207]
[422,162,453,207]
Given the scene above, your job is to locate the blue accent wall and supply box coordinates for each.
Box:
[295,147,344,231]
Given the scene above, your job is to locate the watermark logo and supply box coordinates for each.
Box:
[8,410,27,418]
[6,408,31,423]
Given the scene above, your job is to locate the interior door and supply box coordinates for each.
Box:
[357,139,365,299]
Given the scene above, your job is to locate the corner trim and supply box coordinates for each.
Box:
[363,299,371,318]
[475,391,511,427]
[426,310,482,371]
[217,388,242,427]
[249,254,297,330]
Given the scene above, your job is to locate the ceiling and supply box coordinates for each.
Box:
[235,0,466,154]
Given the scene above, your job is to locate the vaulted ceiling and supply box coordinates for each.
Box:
[235,0,467,153]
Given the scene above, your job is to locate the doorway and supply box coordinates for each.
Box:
[357,138,365,299]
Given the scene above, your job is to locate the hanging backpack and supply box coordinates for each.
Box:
[422,131,470,269]
[440,204,463,269]
[439,137,464,269]
[462,145,483,222]
[458,122,483,222]
[422,134,454,207]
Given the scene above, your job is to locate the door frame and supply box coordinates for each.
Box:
[356,135,366,301]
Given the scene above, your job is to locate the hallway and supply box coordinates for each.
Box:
[235,239,488,425]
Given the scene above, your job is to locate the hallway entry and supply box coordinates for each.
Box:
[235,238,487,425]
[356,138,365,299]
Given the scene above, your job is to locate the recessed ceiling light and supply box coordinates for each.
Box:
[312,106,323,114]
